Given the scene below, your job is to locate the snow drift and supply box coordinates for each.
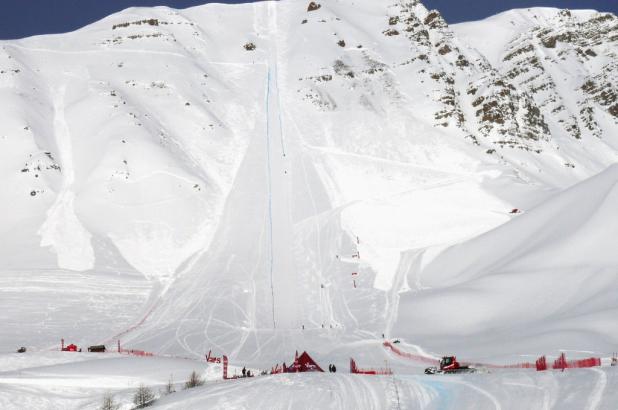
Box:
[0,0,615,372]
[395,164,618,359]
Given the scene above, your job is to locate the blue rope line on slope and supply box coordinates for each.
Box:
[266,65,276,329]
[274,61,286,157]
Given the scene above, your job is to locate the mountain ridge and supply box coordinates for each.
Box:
[0,0,616,362]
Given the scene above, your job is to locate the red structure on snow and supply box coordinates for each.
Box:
[350,358,392,375]
[63,344,78,352]
[284,351,324,373]
[536,353,600,371]
[61,338,78,352]
[536,356,547,371]
[223,355,229,379]
[570,357,601,368]
[552,352,600,370]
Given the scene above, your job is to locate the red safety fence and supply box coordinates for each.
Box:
[383,341,439,365]
[384,341,540,370]
[569,357,602,368]
[385,342,602,372]
[105,302,160,345]
[553,352,567,371]
[545,353,601,371]
[536,356,547,371]
[350,358,392,375]
[119,348,154,357]
[475,361,536,369]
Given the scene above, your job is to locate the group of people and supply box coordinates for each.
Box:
[328,364,337,373]
[241,367,253,377]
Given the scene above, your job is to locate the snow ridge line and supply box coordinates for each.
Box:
[266,65,276,329]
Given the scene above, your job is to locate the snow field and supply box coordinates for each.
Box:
[0,0,617,408]
[3,351,615,410]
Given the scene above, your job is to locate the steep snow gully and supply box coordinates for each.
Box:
[38,84,94,271]
[264,0,298,330]
[111,2,310,362]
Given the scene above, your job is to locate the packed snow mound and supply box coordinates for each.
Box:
[395,164,618,359]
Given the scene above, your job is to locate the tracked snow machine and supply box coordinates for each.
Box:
[425,356,476,375]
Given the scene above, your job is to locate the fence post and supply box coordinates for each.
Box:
[223,355,228,380]
[553,352,567,371]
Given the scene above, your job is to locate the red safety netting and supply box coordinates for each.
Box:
[350,358,392,375]
[474,361,536,369]
[384,341,537,369]
[383,341,439,365]
[536,356,547,371]
[119,348,154,357]
[571,357,602,368]
[549,353,600,370]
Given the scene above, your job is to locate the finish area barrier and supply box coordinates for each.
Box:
[383,342,600,371]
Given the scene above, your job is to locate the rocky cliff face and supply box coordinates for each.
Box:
[297,1,553,154]
[390,2,551,149]
[455,8,617,143]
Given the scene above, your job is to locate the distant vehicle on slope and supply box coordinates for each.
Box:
[16,347,26,353]
[425,356,477,375]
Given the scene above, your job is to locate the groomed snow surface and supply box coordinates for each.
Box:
[1,350,617,409]
[1,0,618,408]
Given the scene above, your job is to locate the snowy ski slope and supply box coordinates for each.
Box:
[0,0,617,408]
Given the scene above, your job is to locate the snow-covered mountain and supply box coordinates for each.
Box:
[454,7,618,143]
[0,0,617,368]
[2,1,618,409]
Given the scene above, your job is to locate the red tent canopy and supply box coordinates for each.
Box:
[285,351,324,373]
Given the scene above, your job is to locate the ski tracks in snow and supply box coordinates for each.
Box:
[436,378,502,410]
[504,381,551,410]
[586,368,607,410]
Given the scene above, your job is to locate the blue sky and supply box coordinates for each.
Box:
[0,0,616,40]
